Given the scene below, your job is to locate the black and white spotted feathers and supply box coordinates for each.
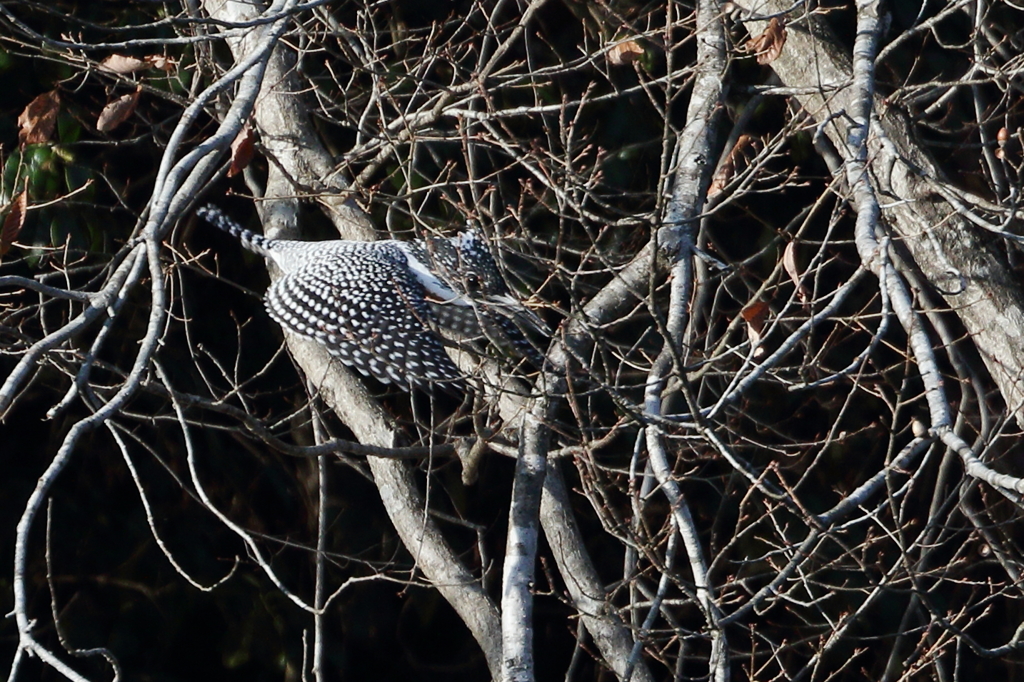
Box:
[197,205,544,390]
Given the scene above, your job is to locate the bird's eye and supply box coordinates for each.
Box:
[465,272,481,291]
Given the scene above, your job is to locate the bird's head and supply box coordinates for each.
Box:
[427,230,548,336]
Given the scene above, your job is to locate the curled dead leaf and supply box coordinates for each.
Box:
[608,40,644,66]
[18,90,61,146]
[783,240,810,302]
[996,127,1009,159]
[1,190,28,259]
[708,134,754,198]
[99,54,147,74]
[100,54,175,74]
[746,17,787,65]
[228,123,256,177]
[741,300,771,358]
[708,155,734,198]
[144,55,176,72]
[97,87,141,133]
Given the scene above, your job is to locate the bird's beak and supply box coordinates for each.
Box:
[483,294,551,336]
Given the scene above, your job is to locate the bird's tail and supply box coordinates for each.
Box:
[196,205,276,258]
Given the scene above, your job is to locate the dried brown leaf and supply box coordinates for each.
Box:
[740,300,770,328]
[18,90,61,146]
[741,300,771,358]
[708,156,734,198]
[608,40,644,66]
[99,54,148,74]
[1,191,28,259]
[97,87,141,133]
[99,54,175,74]
[708,134,753,198]
[746,17,787,65]
[228,123,256,178]
[996,127,1009,159]
[783,241,810,302]
[144,55,176,72]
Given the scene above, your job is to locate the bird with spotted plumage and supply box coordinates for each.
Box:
[196,205,547,391]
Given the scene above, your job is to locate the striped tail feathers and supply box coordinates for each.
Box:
[196,204,275,257]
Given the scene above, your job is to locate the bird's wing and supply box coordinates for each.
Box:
[264,249,464,389]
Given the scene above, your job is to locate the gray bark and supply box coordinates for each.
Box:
[740,0,1024,427]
